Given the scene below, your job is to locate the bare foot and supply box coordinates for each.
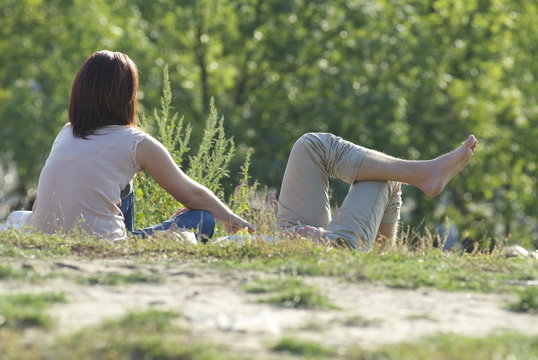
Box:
[417,135,478,197]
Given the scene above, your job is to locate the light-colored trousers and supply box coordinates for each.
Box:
[276,133,402,251]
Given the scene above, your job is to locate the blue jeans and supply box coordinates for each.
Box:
[119,191,215,242]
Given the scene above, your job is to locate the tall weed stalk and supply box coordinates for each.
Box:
[134,66,255,230]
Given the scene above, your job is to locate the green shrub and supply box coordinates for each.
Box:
[134,66,255,231]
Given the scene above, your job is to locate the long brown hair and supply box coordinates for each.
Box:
[69,50,139,138]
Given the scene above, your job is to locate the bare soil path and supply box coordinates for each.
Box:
[1,258,537,357]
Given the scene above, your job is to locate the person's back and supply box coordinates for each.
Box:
[23,50,252,241]
[30,123,149,240]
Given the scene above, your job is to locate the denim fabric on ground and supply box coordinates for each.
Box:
[120,191,215,242]
[133,209,215,242]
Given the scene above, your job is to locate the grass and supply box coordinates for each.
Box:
[0,309,243,360]
[271,336,336,357]
[406,313,438,322]
[229,250,538,293]
[76,271,163,286]
[0,258,164,286]
[0,263,37,281]
[507,286,538,314]
[341,314,383,327]
[348,332,538,360]
[244,276,339,309]
[1,308,536,360]
[300,319,328,332]
[1,230,536,294]
[0,261,163,286]
[0,292,66,329]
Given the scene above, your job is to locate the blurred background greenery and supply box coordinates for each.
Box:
[0,0,537,247]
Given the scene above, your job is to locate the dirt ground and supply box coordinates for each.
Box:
[1,258,537,357]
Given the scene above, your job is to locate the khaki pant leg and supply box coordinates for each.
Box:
[276,134,331,229]
[326,180,401,251]
[276,132,367,230]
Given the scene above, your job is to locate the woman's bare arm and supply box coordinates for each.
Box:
[135,136,253,233]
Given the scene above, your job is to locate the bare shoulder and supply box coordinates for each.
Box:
[135,136,173,171]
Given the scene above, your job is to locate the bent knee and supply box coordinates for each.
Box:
[296,132,337,144]
[293,132,337,153]
[294,133,319,148]
[184,209,215,241]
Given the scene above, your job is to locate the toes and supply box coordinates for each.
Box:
[468,139,477,153]
[464,135,475,146]
[463,135,478,152]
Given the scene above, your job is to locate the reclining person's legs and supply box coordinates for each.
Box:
[277,132,477,250]
[277,132,401,250]
[277,132,367,231]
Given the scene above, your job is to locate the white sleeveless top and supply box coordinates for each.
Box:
[30,123,151,240]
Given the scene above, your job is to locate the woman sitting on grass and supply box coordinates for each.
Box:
[277,133,477,251]
[29,50,252,241]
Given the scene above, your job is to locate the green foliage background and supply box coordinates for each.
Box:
[1,0,537,246]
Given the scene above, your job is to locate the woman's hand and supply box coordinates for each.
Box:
[296,225,326,240]
[175,207,254,234]
[223,215,255,234]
